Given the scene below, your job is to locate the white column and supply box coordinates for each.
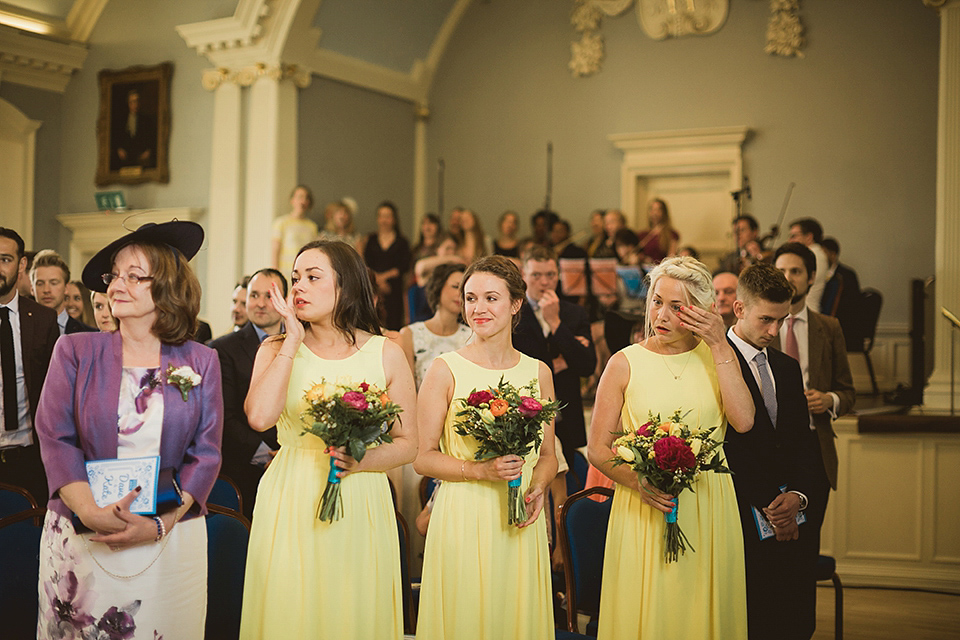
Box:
[412,102,429,230]
[243,75,299,277]
[925,0,960,410]
[205,80,243,337]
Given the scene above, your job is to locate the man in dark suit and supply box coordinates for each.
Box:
[30,249,95,335]
[819,237,863,350]
[512,246,596,463]
[112,88,157,170]
[209,268,286,520]
[725,262,821,640]
[0,228,59,504]
[773,242,855,542]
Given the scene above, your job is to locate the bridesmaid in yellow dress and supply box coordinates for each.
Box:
[239,240,418,639]
[588,256,755,639]
[415,256,558,640]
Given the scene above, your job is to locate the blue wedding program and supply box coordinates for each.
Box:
[85,456,161,514]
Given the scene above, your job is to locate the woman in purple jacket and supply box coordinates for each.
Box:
[34,221,223,640]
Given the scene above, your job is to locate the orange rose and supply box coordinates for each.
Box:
[489,398,509,417]
[379,393,391,405]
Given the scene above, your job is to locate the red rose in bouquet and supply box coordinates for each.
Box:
[653,436,697,472]
[467,390,494,407]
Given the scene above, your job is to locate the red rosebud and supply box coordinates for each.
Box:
[518,396,543,418]
[342,391,369,411]
[637,424,651,437]
[359,382,370,392]
[653,436,697,472]
[467,390,494,407]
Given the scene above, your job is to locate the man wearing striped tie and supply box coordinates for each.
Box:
[725,261,821,640]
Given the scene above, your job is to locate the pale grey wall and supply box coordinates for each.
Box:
[298,76,416,237]
[0,83,62,253]
[426,0,939,325]
[58,0,218,216]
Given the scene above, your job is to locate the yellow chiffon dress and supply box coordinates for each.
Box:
[239,336,403,640]
[416,351,553,640]
[597,341,747,639]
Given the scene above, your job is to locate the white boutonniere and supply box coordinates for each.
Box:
[166,365,202,402]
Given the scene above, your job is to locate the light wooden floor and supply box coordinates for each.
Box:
[813,585,960,640]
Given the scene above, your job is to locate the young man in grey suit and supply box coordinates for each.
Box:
[773,242,856,544]
[209,268,286,520]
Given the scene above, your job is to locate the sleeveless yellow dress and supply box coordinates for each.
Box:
[416,351,553,640]
[597,341,747,639]
[239,336,403,639]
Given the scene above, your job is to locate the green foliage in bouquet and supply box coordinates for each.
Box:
[454,376,562,524]
[610,408,731,562]
[301,380,403,521]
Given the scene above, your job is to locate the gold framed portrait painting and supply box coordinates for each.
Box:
[96,62,172,186]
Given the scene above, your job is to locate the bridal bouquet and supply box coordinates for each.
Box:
[302,379,403,522]
[453,377,561,525]
[610,409,730,562]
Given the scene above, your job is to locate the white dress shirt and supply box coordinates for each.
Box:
[0,293,35,448]
[727,326,776,396]
[779,305,840,424]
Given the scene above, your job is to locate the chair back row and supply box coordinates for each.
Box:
[557,486,614,634]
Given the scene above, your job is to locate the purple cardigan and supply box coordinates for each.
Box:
[35,330,223,521]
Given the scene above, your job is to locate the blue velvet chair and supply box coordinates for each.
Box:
[207,474,243,513]
[0,506,45,638]
[557,486,614,635]
[205,504,250,640]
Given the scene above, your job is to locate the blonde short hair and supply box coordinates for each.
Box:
[644,256,715,339]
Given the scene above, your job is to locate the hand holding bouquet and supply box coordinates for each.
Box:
[610,409,730,562]
[302,379,403,522]
[453,377,561,525]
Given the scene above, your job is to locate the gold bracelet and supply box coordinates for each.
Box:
[715,358,735,366]
[460,460,467,481]
[277,352,294,360]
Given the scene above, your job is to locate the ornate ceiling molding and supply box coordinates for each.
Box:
[176,0,273,60]
[200,62,311,91]
[0,24,88,92]
[66,0,110,43]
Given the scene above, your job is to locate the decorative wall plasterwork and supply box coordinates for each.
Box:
[637,0,729,41]
[570,0,812,76]
[200,62,311,90]
[765,0,805,58]
[570,0,729,77]
[0,24,88,92]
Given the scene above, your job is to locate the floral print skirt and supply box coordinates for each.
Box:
[38,511,206,640]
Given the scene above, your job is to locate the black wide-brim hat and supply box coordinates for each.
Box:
[82,220,204,292]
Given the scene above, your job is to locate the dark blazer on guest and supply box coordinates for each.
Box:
[65,315,96,335]
[18,295,60,424]
[209,322,278,519]
[726,334,821,640]
[35,331,223,520]
[513,300,596,457]
[1,296,59,503]
[772,311,855,491]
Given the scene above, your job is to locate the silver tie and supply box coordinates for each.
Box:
[754,351,777,427]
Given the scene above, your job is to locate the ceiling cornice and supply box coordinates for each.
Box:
[0,23,87,92]
[177,0,310,69]
[66,0,109,43]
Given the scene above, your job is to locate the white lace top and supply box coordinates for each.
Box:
[409,321,473,389]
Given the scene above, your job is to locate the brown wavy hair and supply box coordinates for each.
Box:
[460,255,526,329]
[113,242,201,345]
[295,240,382,346]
